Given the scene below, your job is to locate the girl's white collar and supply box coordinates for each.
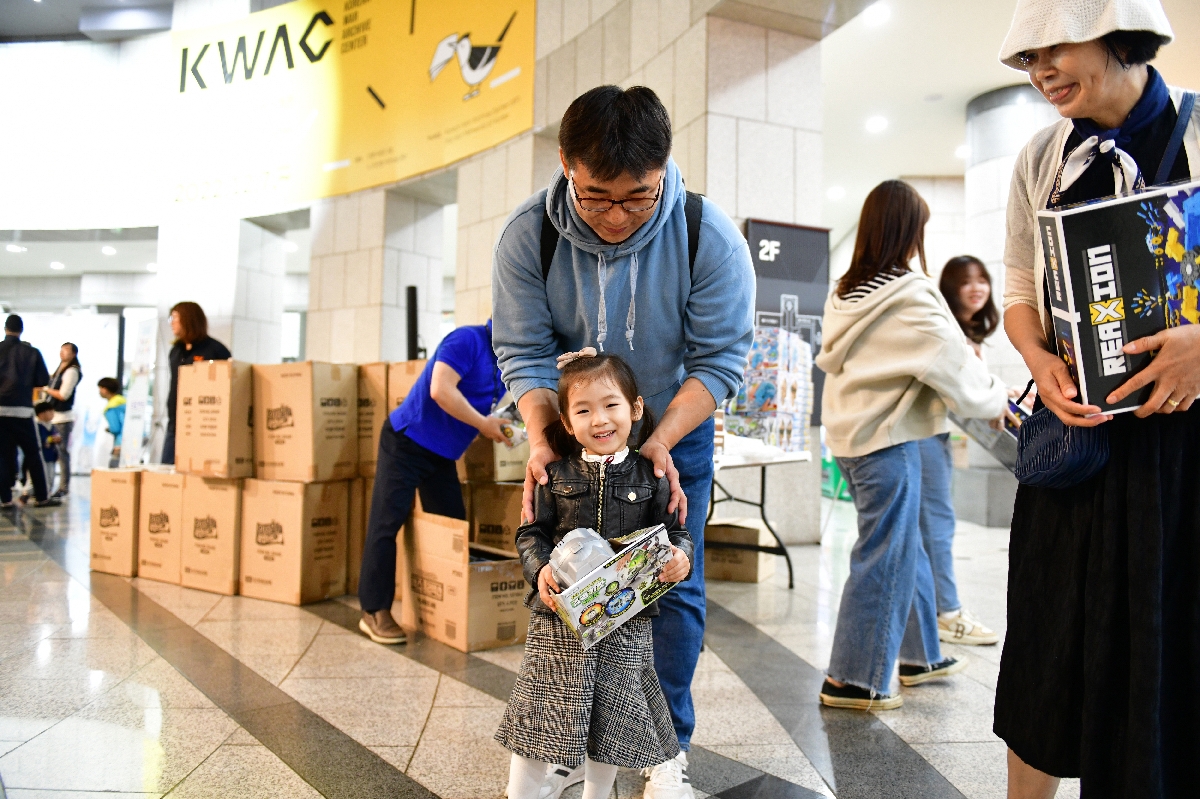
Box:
[581,447,629,464]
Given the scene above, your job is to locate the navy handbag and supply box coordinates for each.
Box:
[1013,382,1110,489]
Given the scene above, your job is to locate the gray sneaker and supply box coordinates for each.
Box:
[359,609,406,644]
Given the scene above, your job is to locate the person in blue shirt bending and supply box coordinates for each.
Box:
[358,320,511,645]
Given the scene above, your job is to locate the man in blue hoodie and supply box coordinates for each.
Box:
[492,86,754,796]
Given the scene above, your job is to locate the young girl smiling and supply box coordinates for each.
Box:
[495,349,693,799]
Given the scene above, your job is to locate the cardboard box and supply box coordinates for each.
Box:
[137,469,185,584]
[253,362,358,482]
[397,505,529,652]
[240,479,348,605]
[357,362,388,477]
[387,359,426,412]
[470,481,522,555]
[705,519,777,583]
[90,468,140,577]
[347,476,373,595]
[460,435,530,483]
[175,360,254,478]
[180,475,242,595]
[1038,179,1200,413]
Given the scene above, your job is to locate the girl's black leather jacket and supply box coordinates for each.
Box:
[516,452,694,615]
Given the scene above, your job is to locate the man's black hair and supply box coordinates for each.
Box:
[4,314,22,334]
[97,377,121,395]
[558,86,672,182]
[34,401,54,416]
[1103,30,1170,67]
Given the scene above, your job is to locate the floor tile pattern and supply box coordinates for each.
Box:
[0,482,1084,799]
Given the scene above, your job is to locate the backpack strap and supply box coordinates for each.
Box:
[1155,91,1195,186]
[539,190,704,280]
[684,190,703,272]
[540,208,559,282]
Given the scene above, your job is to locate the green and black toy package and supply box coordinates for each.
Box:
[1038,178,1200,413]
[550,524,675,651]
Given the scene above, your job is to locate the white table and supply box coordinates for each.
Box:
[708,448,812,589]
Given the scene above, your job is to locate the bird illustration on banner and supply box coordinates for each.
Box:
[429,10,517,100]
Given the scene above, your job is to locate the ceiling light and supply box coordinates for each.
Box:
[101,245,117,256]
[865,115,888,134]
[862,2,891,26]
[50,262,65,270]
[955,144,971,159]
[827,186,847,201]
[146,262,158,272]
[5,244,27,253]
[282,241,299,253]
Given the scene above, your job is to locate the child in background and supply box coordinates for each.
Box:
[97,378,126,468]
[495,350,694,799]
[18,402,59,501]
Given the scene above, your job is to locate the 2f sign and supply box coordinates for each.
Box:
[758,239,781,262]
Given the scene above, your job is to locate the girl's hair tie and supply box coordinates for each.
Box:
[556,347,598,370]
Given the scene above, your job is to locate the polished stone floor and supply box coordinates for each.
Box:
[0,477,1081,799]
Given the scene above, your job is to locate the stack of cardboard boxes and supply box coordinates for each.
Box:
[89,356,532,652]
[392,400,532,652]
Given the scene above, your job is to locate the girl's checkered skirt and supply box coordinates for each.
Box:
[495,611,680,769]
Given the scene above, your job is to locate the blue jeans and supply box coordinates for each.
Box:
[651,416,713,751]
[829,440,941,694]
[918,434,961,615]
[359,425,467,613]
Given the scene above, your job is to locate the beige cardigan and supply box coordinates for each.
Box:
[817,272,1008,458]
[1002,86,1200,337]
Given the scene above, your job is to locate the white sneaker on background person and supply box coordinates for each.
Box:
[642,751,693,799]
[937,607,1000,645]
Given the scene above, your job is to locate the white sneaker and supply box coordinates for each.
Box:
[938,608,1000,646]
[538,763,584,799]
[641,752,694,799]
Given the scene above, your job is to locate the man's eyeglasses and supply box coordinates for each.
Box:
[569,174,663,213]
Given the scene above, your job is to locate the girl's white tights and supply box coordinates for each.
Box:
[507,754,619,799]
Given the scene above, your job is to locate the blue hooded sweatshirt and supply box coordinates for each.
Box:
[491,158,755,421]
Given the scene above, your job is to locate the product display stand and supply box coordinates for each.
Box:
[706,450,811,589]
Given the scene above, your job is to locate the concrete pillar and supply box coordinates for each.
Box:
[964,84,1059,389]
[306,188,444,361]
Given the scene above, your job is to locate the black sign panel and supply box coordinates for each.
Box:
[744,219,830,426]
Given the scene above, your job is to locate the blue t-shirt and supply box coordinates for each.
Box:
[389,323,502,460]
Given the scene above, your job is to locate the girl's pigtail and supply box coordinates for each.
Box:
[543,417,583,459]
[633,406,656,452]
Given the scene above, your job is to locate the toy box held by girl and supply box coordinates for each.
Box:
[550,524,676,650]
[1038,177,1200,413]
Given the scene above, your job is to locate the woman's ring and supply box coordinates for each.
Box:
[1168,398,1181,407]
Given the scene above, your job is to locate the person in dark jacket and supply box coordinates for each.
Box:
[0,315,58,508]
[161,302,230,465]
[496,350,692,799]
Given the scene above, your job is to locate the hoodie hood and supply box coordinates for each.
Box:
[817,272,930,375]
[545,158,684,257]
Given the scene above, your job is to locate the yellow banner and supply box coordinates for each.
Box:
[171,0,534,208]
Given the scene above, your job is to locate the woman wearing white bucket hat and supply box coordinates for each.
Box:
[995,1,1200,797]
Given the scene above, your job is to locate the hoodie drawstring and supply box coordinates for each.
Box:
[596,253,608,352]
[625,251,638,351]
[595,251,639,353]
